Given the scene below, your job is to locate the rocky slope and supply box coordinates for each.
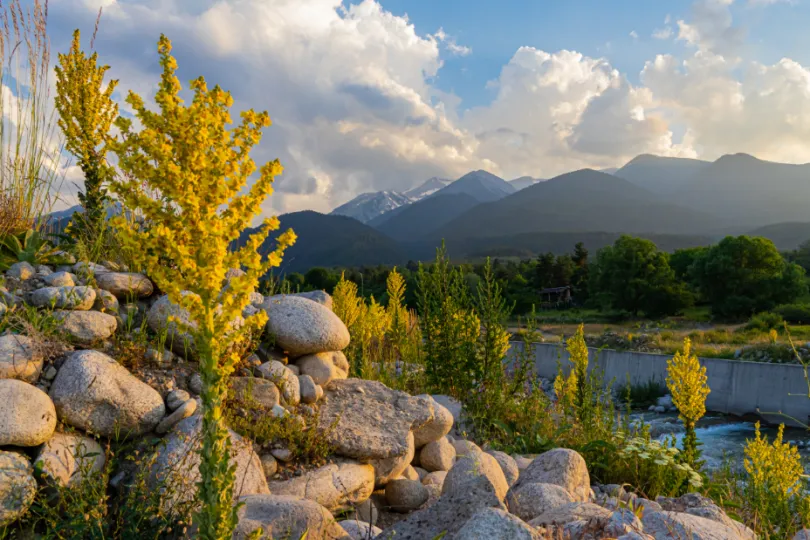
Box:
[0,260,784,539]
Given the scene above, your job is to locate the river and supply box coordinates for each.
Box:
[631,412,810,472]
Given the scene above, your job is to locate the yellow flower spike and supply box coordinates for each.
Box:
[104,34,295,538]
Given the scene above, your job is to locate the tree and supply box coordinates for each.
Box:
[55,29,118,239]
[589,235,692,318]
[552,254,575,288]
[571,243,590,303]
[535,252,556,289]
[304,267,336,291]
[108,35,295,539]
[669,246,708,284]
[573,242,588,267]
[692,236,807,319]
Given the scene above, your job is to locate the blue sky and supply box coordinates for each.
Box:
[47,0,810,214]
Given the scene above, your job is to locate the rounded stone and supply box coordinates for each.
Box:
[7,262,35,281]
[422,470,447,488]
[385,478,429,512]
[53,310,117,343]
[261,295,350,356]
[442,453,508,502]
[255,361,299,406]
[267,460,374,511]
[0,379,56,446]
[0,334,43,383]
[419,438,456,472]
[42,271,75,287]
[515,448,591,502]
[295,351,345,386]
[338,520,383,540]
[298,374,322,404]
[96,272,154,299]
[232,494,348,540]
[30,286,96,310]
[261,454,278,477]
[0,451,36,527]
[413,395,454,447]
[34,432,105,488]
[49,350,165,437]
[506,482,574,522]
[487,449,520,488]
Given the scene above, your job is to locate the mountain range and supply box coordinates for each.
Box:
[47,152,810,273]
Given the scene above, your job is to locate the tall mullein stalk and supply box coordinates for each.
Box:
[106,35,295,538]
[0,0,63,237]
[666,338,709,469]
[54,26,118,240]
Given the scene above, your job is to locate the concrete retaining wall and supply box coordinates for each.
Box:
[515,342,810,427]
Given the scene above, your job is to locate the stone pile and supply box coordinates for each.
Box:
[0,263,769,539]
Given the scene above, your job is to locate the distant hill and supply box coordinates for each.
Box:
[510,176,541,191]
[746,222,810,251]
[599,167,619,175]
[615,154,710,195]
[330,191,411,224]
[374,193,481,242]
[678,153,810,230]
[245,211,405,273]
[435,169,721,240]
[431,170,516,202]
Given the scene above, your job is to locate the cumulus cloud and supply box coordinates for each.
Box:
[42,0,810,215]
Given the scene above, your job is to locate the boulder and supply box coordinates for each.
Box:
[385,478,429,512]
[229,377,280,410]
[295,351,346,386]
[49,350,165,437]
[298,374,322,404]
[0,379,56,446]
[149,415,268,513]
[31,286,95,310]
[419,438,456,472]
[93,289,119,314]
[261,295,349,356]
[453,507,541,540]
[0,334,43,383]
[72,262,109,276]
[7,261,35,280]
[261,454,278,477]
[514,448,590,502]
[166,389,191,411]
[528,502,611,528]
[642,510,752,540]
[255,361,299,406]
[42,271,75,287]
[318,379,433,463]
[442,453,509,503]
[506,482,574,522]
[338,520,382,540]
[452,439,482,457]
[146,294,197,357]
[0,451,36,527]
[232,494,350,540]
[292,290,333,309]
[371,432,415,487]
[375,474,506,540]
[34,432,105,487]
[422,470,447,488]
[402,465,420,481]
[656,493,755,539]
[266,461,374,511]
[96,272,153,299]
[413,395,454,447]
[53,310,117,343]
[486,450,519,488]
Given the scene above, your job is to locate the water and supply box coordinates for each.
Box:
[630,412,810,472]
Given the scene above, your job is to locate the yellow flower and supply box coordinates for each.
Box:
[666,338,709,429]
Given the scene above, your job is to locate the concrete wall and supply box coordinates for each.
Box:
[515,342,810,427]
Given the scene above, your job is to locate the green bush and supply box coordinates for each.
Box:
[745,312,785,333]
[774,303,810,325]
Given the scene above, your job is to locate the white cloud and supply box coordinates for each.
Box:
[44,0,810,215]
[629,30,639,40]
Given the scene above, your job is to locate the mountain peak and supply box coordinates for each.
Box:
[433,170,516,202]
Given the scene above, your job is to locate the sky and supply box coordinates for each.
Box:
[45,0,810,215]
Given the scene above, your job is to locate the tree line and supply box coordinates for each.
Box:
[267,234,810,321]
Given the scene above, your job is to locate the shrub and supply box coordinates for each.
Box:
[617,378,668,409]
[106,34,295,539]
[774,303,810,325]
[745,312,786,333]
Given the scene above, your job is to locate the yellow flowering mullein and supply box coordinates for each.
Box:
[386,267,408,347]
[745,423,803,500]
[666,338,710,468]
[54,29,119,237]
[555,324,589,417]
[108,35,295,539]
